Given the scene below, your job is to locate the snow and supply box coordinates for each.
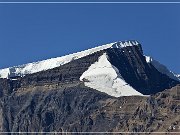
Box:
[0,68,10,78]
[0,40,140,79]
[145,56,180,81]
[145,56,152,63]
[80,53,143,97]
[111,40,139,48]
[175,74,180,80]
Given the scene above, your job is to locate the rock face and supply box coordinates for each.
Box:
[0,41,179,133]
[106,45,179,95]
[0,82,179,133]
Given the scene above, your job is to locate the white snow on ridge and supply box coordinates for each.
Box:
[80,53,143,97]
[145,56,180,81]
[145,56,152,63]
[0,68,10,79]
[0,40,140,79]
[176,74,180,80]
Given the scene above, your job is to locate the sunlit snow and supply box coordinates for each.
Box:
[80,53,143,97]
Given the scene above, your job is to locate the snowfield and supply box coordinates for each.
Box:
[80,53,143,97]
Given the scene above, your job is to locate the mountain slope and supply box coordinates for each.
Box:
[0,81,179,133]
[145,56,180,81]
[0,40,179,133]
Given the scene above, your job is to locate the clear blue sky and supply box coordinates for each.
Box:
[0,2,180,73]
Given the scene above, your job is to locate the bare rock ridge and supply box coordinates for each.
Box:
[0,40,179,133]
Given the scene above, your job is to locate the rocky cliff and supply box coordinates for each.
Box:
[0,82,179,134]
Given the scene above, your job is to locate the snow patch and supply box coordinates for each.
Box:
[0,68,10,78]
[175,74,180,80]
[0,40,140,79]
[145,56,180,81]
[145,56,152,63]
[80,53,143,97]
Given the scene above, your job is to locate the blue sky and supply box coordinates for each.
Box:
[0,2,180,73]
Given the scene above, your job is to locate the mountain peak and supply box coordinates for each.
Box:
[111,40,139,48]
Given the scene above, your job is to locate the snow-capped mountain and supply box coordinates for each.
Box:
[0,40,179,97]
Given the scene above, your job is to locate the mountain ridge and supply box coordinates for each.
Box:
[0,41,179,97]
[145,56,180,81]
[0,40,141,79]
[0,40,179,97]
[0,40,179,83]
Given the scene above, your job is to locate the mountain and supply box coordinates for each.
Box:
[0,40,179,96]
[0,40,179,133]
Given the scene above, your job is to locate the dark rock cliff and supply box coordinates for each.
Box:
[106,44,179,95]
